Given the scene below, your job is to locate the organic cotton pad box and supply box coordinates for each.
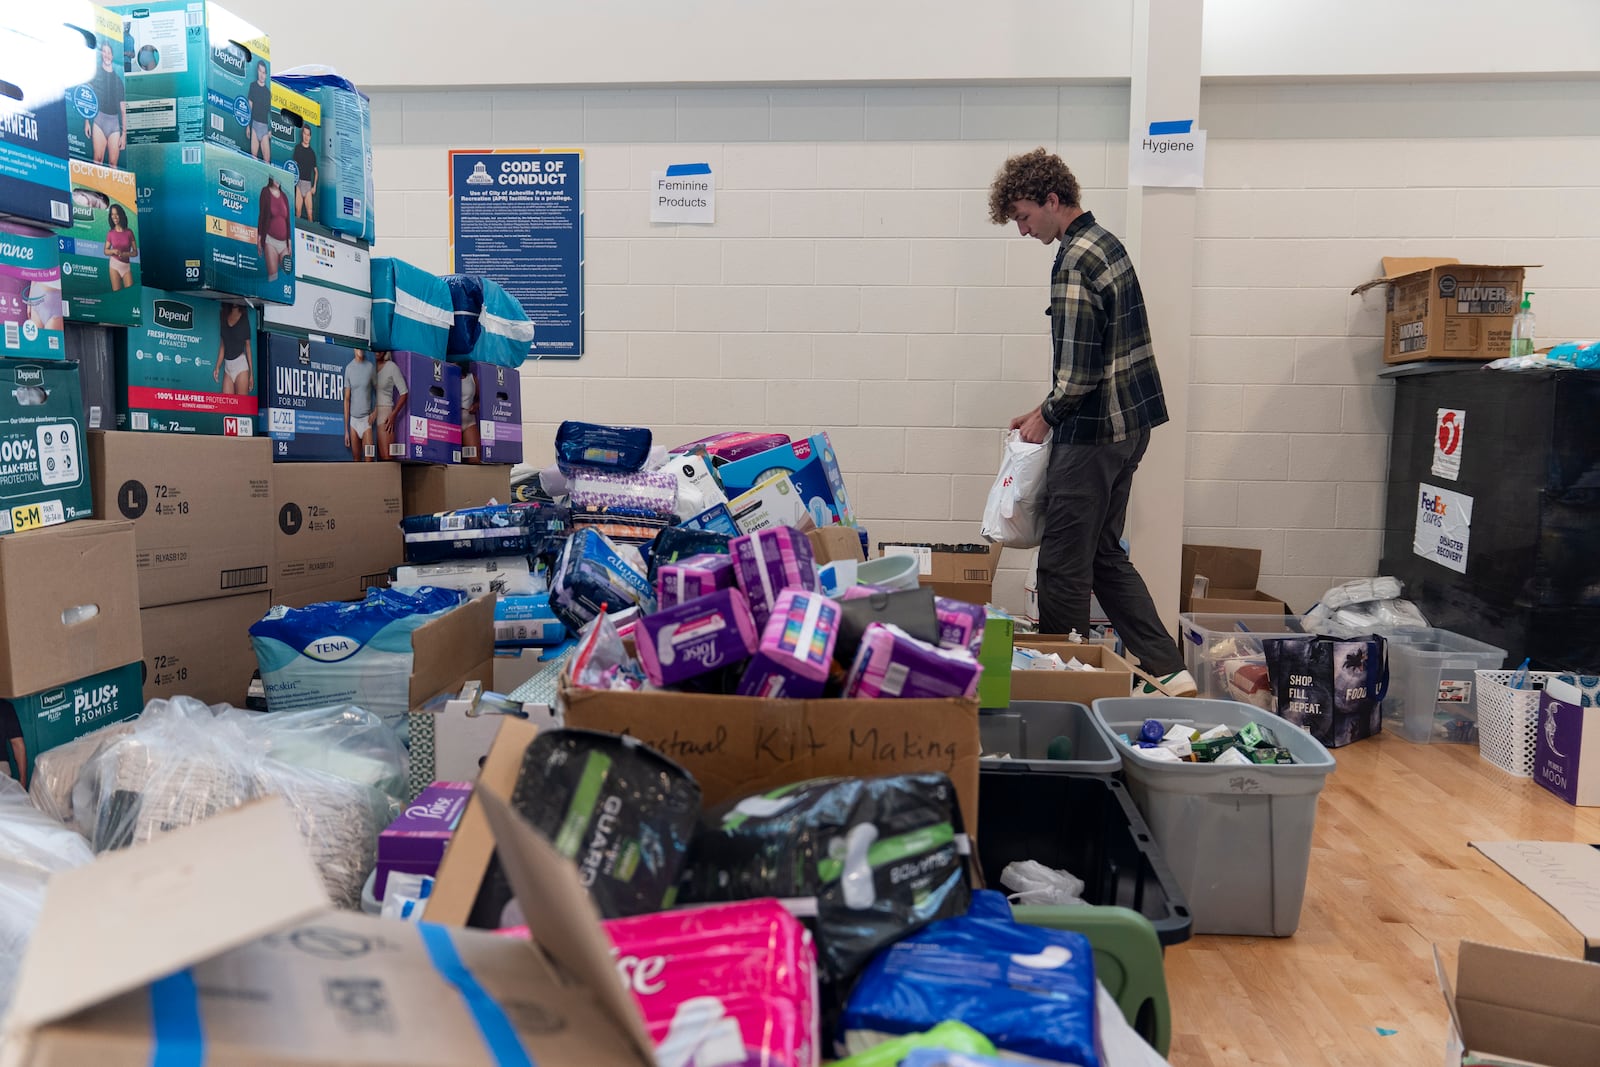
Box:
[116,288,259,435]
[261,333,373,461]
[0,361,91,534]
[58,160,142,326]
[379,350,462,464]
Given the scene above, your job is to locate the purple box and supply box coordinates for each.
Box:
[934,597,987,654]
[731,526,818,630]
[844,622,982,700]
[464,362,523,465]
[1535,687,1600,806]
[635,587,760,689]
[379,350,462,464]
[657,553,738,611]
[375,780,474,900]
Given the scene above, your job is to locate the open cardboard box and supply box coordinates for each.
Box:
[1352,256,1538,365]
[1010,641,1135,704]
[1437,941,1600,1067]
[0,794,654,1067]
[879,541,1003,604]
[1181,544,1288,616]
[407,593,497,710]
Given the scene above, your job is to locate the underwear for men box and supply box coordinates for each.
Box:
[63,4,128,163]
[0,661,142,788]
[461,362,523,465]
[0,361,90,535]
[0,19,72,229]
[127,142,296,305]
[0,222,66,359]
[116,0,272,162]
[59,160,142,326]
[116,287,259,436]
[379,350,462,465]
[261,333,375,462]
[260,222,371,349]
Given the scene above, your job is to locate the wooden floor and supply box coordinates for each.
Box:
[1162,731,1600,1067]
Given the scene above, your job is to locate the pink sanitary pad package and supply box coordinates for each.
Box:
[738,588,842,700]
[657,553,739,611]
[844,622,983,700]
[731,526,818,630]
[605,899,820,1067]
[934,597,987,654]
[635,586,760,689]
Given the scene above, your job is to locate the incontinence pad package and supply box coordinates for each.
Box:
[549,527,657,631]
[635,587,759,689]
[841,890,1100,1067]
[556,420,653,475]
[732,526,819,630]
[656,553,738,610]
[370,257,451,359]
[604,900,821,1067]
[738,588,841,700]
[845,623,982,700]
[682,774,970,982]
[400,504,537,564]
[934,598,987,655]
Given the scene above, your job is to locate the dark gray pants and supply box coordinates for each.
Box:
[1036,429,1184,676]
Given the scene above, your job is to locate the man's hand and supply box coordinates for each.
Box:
[1010,406,1050,445]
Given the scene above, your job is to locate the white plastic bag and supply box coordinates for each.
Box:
[1000,859,1086,906]
[982,431,1052,549]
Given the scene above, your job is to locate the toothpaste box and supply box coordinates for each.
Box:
[58,160,142,326]
[0,222,66,359]
[462,362,522,465]
[375,780,473,901]
[0,360,91,535]
[127,141,297,305]
[63,4,128,163]
[114,0,272,161]
[1,661,142,787]
[718,432,855,529]
[260,333,374,461]
[261,222,372,349]
[0,19,73,228]
[379,350,461,464]
[116,287,259,436]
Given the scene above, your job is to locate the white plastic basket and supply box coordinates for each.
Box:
[1475,670,1559,778]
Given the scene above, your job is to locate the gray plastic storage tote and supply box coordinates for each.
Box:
[978,702,1120,775]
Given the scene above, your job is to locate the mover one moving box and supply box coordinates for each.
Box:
[0,796,656,1067]
[1353,257,1535,365]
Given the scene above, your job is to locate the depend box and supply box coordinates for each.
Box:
[379,350,461,464]
[261,334,375,462]
[0,222,65,358]
[261,222,371,348]
[376,780,473,900]
[274,70,374,240]
[0,661,142,786]
[58,159,142,326]
[463,362,522,465]
[0,361,90,535]
[268,79,320,213]
[0,19,74,228]
[115,1,272,161]
[63,4,128,163]
[127,141,296,305]
[116,288,259,435]
[717,432,855,529]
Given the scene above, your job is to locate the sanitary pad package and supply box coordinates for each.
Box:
[571,466,679,514]
[494,593,566,648]
[604,900,821,1067]
[844,623,982,701]
[934,598,987,655]
[732,526,819,630]
[556,420,653,475]
[370,257,451,359]
[656,553,738,611]
[738,588,841,700]
[676,431,793,465]
[549,527,657,631]
[375,779,471,901]
[635,587,759,690]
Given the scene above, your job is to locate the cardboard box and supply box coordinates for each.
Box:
[807,524,866,566]
[117,0,272,159]
[260,333,376,462]
[64,322,115,430]
[1534,681,1600,806]
[271,461,402,606]
[0,520,142,697]
[138,590,269,706]
[1,796,657,1067]
[260,222,373,349]
[378,350,461,464]
[1181,543,1289,615]
[0,221,66,359]
[462,362,523,465]
[0,361,90,534]
[1472,841,1600,962]
[402,463,512,516]
[127,143,297,305]
[90,431,272,605]
[63,4,128,163]
[0,661,141,787]
[1010,641,1135,705]
[116,289,260,436]
[1354,257,1534,365]
[880,541,1003,604]
[1437,941,1600,1067]
[716,431,855,527]
[57,160,141,326]
[0,18,73,228]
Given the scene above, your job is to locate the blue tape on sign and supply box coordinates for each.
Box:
[665,162,712,176]
[1148,120,1193,135]
[148,970,205,1067]
[418,923,536,1067]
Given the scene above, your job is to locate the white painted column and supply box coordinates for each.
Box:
[1123,0,1202,634]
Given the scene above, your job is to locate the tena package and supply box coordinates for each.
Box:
[635,587,759,690]
[462,362,523,465]
[717,433,855,529]
[840,890,1099,1067]
[603,900,821,1067]
[0,222,65,358]
[0,16,73,228]
[737,588,841,701]
[63,4,128,164]
[0,661,142,786]
[494,593,566,648]
[377,350,462,464]
[731,526,818,631]
[681,774,970,982]
[116,289,258,435]
[934,598,986,655]
[844,623,982,701]
[249,586,466,724]
[0,360,90,534]
[260,334,373,461]
[370,257,450,358]
[58,160,141,326]
[556,420,653,475]
[115,0,273,161]
[273,67,375,240]
[400,504,538,564]
[655,553,737,611]
[549,527,656,632]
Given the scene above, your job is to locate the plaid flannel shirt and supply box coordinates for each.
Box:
[1041,211,1170,444]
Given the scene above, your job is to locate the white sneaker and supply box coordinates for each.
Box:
[1136,670,1198,698]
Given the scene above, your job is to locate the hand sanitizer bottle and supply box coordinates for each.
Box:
[1510,291,1536,357]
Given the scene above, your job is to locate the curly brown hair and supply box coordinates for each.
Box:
[987,148,1081,225]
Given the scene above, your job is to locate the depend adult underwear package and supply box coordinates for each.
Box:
[549,527,657,632]
[682,774,970,982]
[604,900,821,1067]
[841,890,1099,1067]
[738,588,842,701]
[400,504,537,564]
[58,160,142,327]
[844,623,982,701]
[0,222,65,360]
[656,553,738,611]
[731,526,818,631]
[555,420,653,475]
[273,68,375,240]
[635,587,759,690]
[116,288,258,435]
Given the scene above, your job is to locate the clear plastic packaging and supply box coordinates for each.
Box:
[1,776,94,1015]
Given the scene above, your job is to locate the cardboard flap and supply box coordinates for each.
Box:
[1435,944,1465,1045]
[1181,545,1261,595]
[409,593,496,706]
[1471,842,1600,952]
[1351,256,1460,294]
[1454,940,1600,1066]
[476,792,656,1064]
[4,798,328,1034]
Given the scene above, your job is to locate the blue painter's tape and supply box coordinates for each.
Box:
[419,923,536,1067]
[664,162,712,176]
[1148,120,1193,135]
[149,970,205,1067]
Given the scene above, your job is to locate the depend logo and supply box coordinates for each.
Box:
[212,42,249,75]
[270,114,297,141]
[302,635,362,662]
[218,169,247,193]
[1420,490,1450,516]
[38,688,68,712]
[154,300,195,329]
[0,241,35,262]
[13,365,43,387]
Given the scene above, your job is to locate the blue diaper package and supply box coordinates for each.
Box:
[371,257,451,359]
[401,504,538,564]
[466,277,535,368]
[494,594,567,648]
[549,527,656,632]
[249,586,466,724]
[841,889,1101,1067]
[442,273,483,356]
[555,420,653,475]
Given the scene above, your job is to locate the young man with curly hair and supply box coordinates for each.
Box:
[989,147,1194,696]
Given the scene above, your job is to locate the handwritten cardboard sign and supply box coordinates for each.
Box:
[1473,840,1600,957]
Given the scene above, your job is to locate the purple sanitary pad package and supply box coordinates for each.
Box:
[656,552,738,611]
[731,526,818,630]
[934,597,987,654]
[375,780,473,900]
[845,622,983,700]
[738,587,842,700]
[635,587,760,689]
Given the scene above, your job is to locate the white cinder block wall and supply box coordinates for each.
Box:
[367,80,1600,617]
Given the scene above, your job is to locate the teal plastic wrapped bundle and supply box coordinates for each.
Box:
[467,278,535,368]
[370,257,451,359]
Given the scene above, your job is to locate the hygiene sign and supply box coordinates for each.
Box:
[449,149,584,359]
[1413,482,1473,575]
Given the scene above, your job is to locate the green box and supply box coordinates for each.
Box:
[977,609,1015,710]
[63,4,128,163]
[59,159,142,326]
[116,286,260,436]
[1,662,142,786]
[0,360,91,534]
[127,141,296,305]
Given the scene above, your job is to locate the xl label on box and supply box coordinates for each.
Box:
[1413,482,1472,575]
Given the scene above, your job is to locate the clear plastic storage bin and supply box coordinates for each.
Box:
[1178,613,1307,706]
[978,701,1120,775]
[1090,697,1336,937]
[1383,629,1507,744]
